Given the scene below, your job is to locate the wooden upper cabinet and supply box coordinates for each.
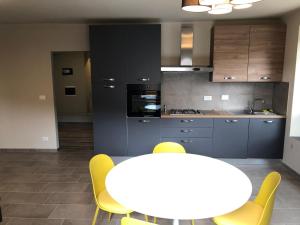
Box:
[248,24,286,82]
[212,25,250,82]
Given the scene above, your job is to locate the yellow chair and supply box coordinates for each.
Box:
[89,154,132,225]
[153,142,186,154]
[122,217,157,225]
[213,171,281,225]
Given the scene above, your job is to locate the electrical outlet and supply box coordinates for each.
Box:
[204,96,213,101]
[221,95,230,101]
[42,136,49,142]
[39,95,46,101]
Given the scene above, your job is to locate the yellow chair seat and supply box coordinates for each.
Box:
[213,201,263,225]
[122,217,157,225]
[97,189,132,214]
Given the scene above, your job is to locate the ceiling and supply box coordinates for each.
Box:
[0,0,299,23]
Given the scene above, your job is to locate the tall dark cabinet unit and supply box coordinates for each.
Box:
[90,24,161,156]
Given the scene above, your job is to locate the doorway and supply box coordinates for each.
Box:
[52,52,93,152]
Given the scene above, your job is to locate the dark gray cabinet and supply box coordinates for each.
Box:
[248,119,285,158]
[213,119,249,158]
[90,24,161,156]
[127,118,161,156]
[160,119,213,156]
[126,25,161,84]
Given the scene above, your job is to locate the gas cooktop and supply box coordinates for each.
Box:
[168,109,212,115]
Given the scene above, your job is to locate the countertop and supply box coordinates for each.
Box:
[161,110,286,119]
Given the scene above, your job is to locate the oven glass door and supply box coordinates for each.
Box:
[128,90,161,117]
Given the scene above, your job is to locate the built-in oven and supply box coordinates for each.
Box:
[127,84,161,117]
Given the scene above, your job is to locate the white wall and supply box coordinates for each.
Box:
[0,24,89,149]
[282,9,300,173]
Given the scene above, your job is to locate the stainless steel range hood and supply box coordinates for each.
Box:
[161,25,213,73]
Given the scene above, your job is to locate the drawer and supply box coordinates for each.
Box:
[160,119,213,128]
[161,128,213,138]
[161,138,213,156]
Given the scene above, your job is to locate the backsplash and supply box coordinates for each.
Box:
[161,72,287,113]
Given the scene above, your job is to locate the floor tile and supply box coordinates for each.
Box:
[45,193,93,204]
[3,204,57,218]
[49,204,95,219]
[6,218,63,225]
[41,183,89,193]
[0,192,49,204]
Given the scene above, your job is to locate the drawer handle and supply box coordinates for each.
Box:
[139,120,151,123]
[138,77,150,82]
[181,119,194,123]
[260,76,271,80]
[104,85,115,89]
[181,140,193,143]
[264,120,273,124]
[224,76,236,80]
[181,129,193,133]
[225,119,239,123]
[103,78,115,82]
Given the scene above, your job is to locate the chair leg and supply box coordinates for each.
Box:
[92,207,100,225]
[108,212,112,222]
[127,213,130,218]
[192,220,195,225]
[145,215,149,222]
[153,217,157,223]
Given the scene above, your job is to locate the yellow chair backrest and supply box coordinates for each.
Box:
[255,171,281,225]
[153,142,186,153]
[89,154,115,204]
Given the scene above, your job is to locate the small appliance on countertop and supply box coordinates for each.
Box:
[168,109,216,115]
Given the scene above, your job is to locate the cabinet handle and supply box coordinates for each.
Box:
[181,129,193,133]
[225,119,239,123]
[264,120,273,124]
[139,120,150,123]
[260,76,271,80]
[103,85,115,89]
[181,140,193,143]
[224,76,236,80]
[138,77,150,82]
[103,78,115,82]
[181,119,194,123]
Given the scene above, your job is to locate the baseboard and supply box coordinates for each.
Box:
[0,148,58,153]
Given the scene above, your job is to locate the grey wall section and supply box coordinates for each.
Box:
[161,73,287,112]
[53,52,92,122]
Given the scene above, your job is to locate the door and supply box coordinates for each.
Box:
[248,119,285,158]
[90,25,128,155]
[126,25,161,84]
[213,119,249,158]
[127,118,161,156]
[248,24,286,82]
[212,25,250,82]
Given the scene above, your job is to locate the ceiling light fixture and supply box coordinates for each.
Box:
[181,0,263,14]
[182,0,211,12]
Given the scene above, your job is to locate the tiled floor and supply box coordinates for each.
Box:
[0,151,300,225]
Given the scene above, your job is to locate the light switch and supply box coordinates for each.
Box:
[39,95,46,101]
[221,95,230,101]
[204,96,213,101]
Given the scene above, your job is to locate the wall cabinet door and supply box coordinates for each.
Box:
[248,119,285,158]
[248,24,286,82]
[212,25,250,82]
[126,25,161,84]
[127,118,161,156]
[213,119,249,158]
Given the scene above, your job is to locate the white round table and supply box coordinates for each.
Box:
[106,154,252,225]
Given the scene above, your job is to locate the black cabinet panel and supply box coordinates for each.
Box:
[126,25,161,84]
[161,138,213,156]
[160,119,213,128]
[127,118,161,156]
[213,119,249,158]
[248,119,285,158]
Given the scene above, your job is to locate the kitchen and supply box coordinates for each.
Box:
[1,1,300,225]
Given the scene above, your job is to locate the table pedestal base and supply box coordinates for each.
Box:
[173,219,179,225]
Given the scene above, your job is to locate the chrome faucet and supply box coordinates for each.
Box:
[249,98,265,114]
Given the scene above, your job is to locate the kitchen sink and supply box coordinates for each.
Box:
[228,110,276,115]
